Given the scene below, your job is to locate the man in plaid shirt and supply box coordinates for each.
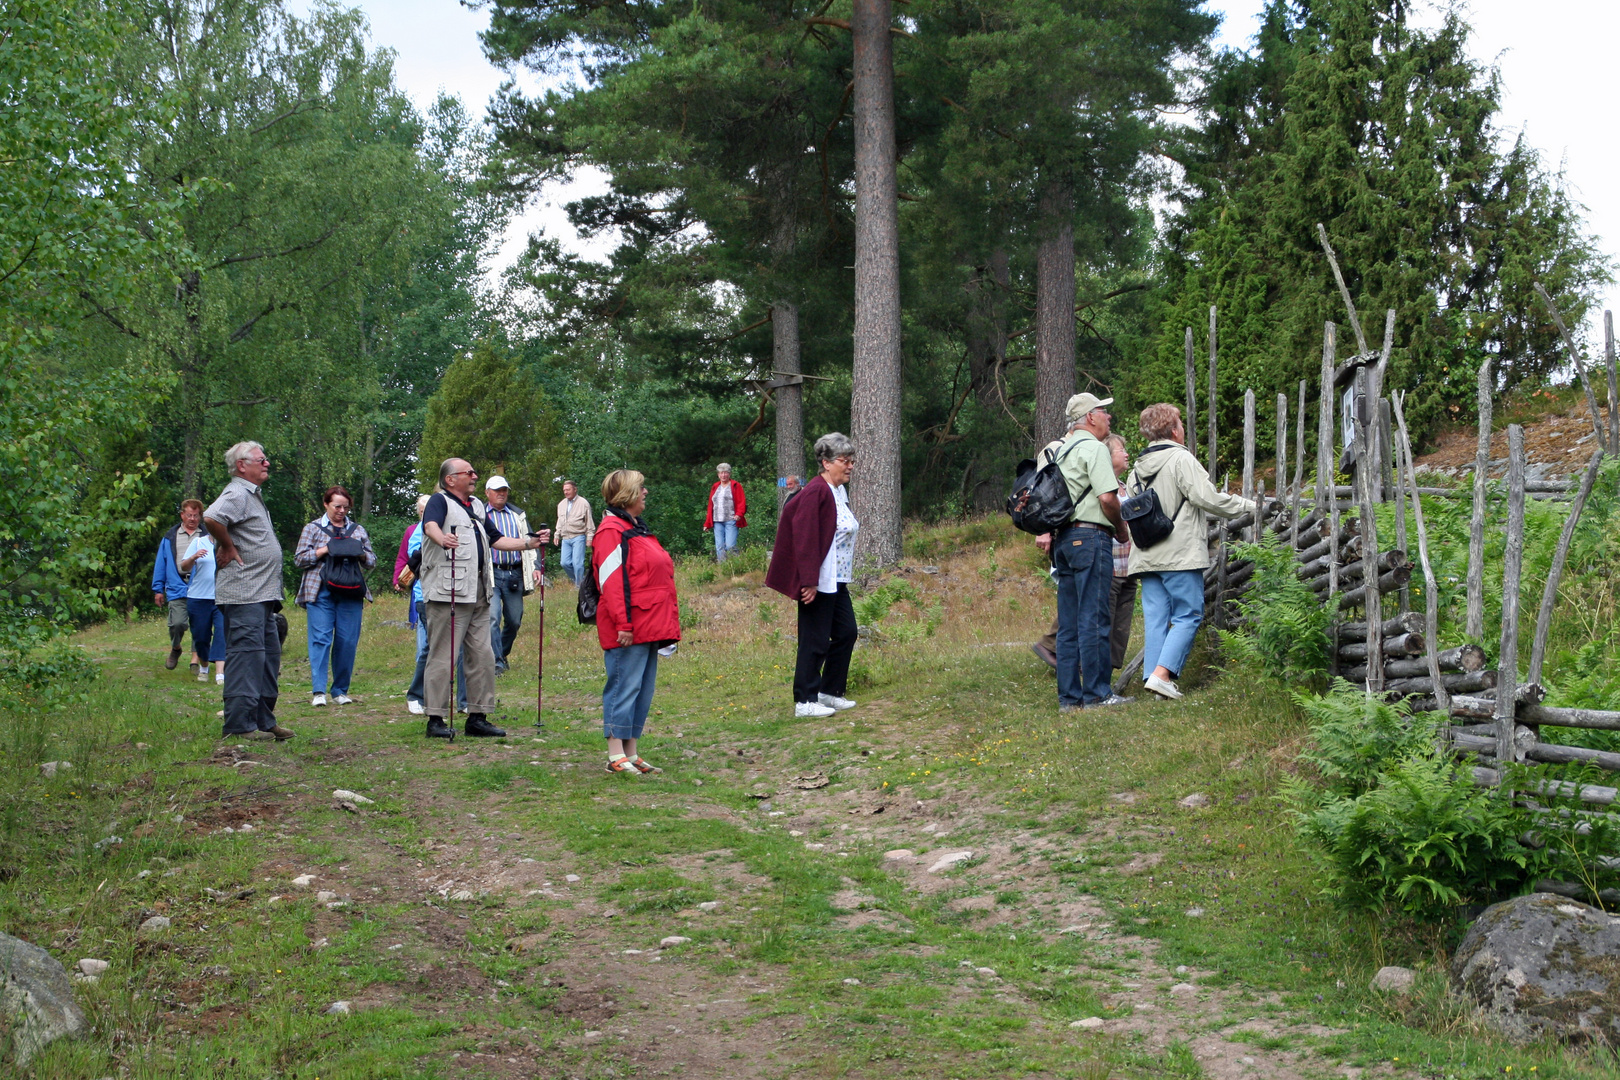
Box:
[483,476,540,674]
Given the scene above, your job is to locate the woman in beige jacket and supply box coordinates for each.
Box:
[1124,404,1255,700]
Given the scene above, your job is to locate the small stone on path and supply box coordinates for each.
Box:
[927,851,973,873]
[1178,793,1210,809]
[1184,906,1205,917]
[325,1001,351,1015]
[39,761,72,778]
[1170,982,1197,996]
[138,916,170,935]
[565,874,581,883]
[843,978,861,985]
[291,874,315,887]
[315,891,337,904]
[77,959,110,977]
[448,889,474,902]
[660,936,691,947]
[1070,1017,1105,1030]
[697,901,721,911]
[883,849,914,861]
[331,789,373,804]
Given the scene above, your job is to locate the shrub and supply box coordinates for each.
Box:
[1219,533,1332,683]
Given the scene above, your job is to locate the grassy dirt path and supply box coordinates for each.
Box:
[4,520,1610,1078]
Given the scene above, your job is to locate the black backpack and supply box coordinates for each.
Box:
[1006,438,1088,536]
[1120,445,1184,549]
[321,522,368,601]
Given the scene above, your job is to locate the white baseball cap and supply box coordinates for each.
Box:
[485,475,510,490]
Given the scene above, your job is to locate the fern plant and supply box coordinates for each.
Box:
[1218,533,1333,684]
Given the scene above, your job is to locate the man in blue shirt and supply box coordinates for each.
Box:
[151,500,205,672]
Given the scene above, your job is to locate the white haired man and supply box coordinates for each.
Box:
[203,441,292,741]
[1052,393,1130,711]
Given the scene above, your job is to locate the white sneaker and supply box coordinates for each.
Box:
[818,693,856,711]
[795,701,837,718]
[215,672,224,684]
[333,694,354,705]
[197,670,208,683]
[311,693,327,707]
[406,699,425,715]
[1143,675,1183,700]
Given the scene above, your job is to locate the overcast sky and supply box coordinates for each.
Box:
[299,0,1620,342]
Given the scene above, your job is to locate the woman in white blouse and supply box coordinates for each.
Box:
[764,432,860,718]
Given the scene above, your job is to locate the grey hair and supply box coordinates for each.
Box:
[813,432,856,464]
[224,441,264,474]
[716,462,732,473]
[415,494,431,514]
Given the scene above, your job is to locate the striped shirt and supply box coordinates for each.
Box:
[487,504,525,566]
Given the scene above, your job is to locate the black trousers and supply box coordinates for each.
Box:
[220,601,281,734]
[794,584,857,703]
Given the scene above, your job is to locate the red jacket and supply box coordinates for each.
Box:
[592,511,681,650]
[703,479,747,529]
[764,475,836,600]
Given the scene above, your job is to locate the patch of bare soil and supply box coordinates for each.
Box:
[1417,400,1607,480]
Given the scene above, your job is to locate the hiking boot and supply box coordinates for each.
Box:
[426,716,455,741]
[166,648,182,670]
[1030,642,1058,671]
[269,725,296,741]
[464,714,507,738]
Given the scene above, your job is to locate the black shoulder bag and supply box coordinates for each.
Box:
[321,522,369,600]
[1118,444,1184,549]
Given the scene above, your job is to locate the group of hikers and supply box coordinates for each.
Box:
[151,403,1244,768]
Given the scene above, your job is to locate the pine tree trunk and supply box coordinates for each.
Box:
[1034,181,1075,448]
[965,249,1010,511]
[773,300,803,518]
[850,0,903,567]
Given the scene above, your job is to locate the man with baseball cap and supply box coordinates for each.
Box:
[1051,392,1130,711]
[482,475,541,675]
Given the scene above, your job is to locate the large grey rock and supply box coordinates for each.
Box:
[1450,893,1620,1045]
[0,932,87,1065]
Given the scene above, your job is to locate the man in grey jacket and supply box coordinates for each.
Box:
[204,441,292,741]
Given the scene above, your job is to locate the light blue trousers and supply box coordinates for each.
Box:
[1139,569,1206,679]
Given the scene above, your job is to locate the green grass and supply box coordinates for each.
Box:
[3,525,1617,1077]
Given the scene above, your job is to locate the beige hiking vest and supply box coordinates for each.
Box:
[419,495,495,604]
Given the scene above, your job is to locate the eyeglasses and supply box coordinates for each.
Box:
[250,458,269,466]
[447,469,478,478]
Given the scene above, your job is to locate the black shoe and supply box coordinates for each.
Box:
[426,716,455,741]
[166,648,182,670]
[464,714,506,738]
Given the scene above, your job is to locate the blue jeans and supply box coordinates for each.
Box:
[1139,569,1205,680]
[560,536,587,585]
[491,566,524,666]
[306,586,363,695]
[713,521,738,561]
[185,598,226,662]
[1053,525,1114,707]
[603,643,659,740]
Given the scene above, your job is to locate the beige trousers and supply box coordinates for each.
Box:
[422,597,497,717]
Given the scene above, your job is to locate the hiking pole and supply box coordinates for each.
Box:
[446,524,457,743]
[534,536,546,730]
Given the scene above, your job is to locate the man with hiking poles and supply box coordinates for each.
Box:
[419,458,549,741]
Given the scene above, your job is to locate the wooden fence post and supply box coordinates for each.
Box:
[1276,391,1288,522]
[1243,389,1256,541]
[1496,425,1527,774]
[1607,310,1617,456]
[1391,391,1450,715]
[1207,306,1218,478]
[1527,450,1606,689]
[1292,380,1306,547]
[1318,323,1341,600]
[1183,326,1198,455]
[1467,358,1493,641]
[1356,310,1396,694]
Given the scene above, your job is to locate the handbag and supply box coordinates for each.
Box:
[1006,438,1087,536]
[1119,444,1183,549]
[320,523,368,600]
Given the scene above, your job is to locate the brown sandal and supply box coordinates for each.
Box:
[606,755,639,774]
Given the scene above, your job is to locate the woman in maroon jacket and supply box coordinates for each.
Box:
[593,469,681,773]
[765,433,860,718]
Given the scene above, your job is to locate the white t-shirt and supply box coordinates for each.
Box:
[817,484,859,593]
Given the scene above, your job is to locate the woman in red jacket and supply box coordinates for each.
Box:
[703,463,746,562]
[765,433,860,718]
[593,469,681,774]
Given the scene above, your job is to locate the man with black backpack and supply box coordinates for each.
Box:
[293,486,377,707]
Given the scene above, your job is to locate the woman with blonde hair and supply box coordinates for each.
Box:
[593,470,681,773]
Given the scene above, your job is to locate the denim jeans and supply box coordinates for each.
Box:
[713,520,738,561]
[306,586,363,695]
[185,598,226,662]
[1052,525,1114,707]
[1138,569,1205,680]
[603,642,659,740]
[219,601,280,734]
[560,536,587,585]
[490,565,525,666]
